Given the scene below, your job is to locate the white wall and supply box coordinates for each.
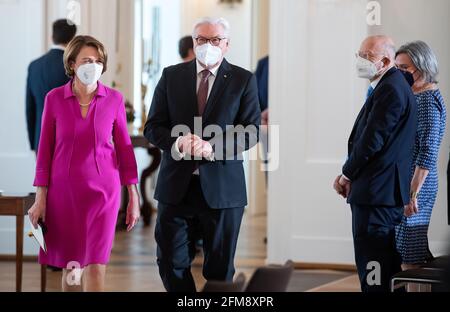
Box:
[268,0,450,265]
[0,0,46,255]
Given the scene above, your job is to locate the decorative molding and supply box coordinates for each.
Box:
[0,153,33,158]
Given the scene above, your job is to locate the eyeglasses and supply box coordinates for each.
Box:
[194,37,227,46]
[355,51,385,60]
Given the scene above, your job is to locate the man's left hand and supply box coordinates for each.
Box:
[201,140,214,160]
[333,175,345,198]
[337,175,351,198]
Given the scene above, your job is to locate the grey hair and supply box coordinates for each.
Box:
[192,17,231,38]
[396,40,439,84]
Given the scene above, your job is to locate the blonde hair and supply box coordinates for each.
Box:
[63,35,108,78]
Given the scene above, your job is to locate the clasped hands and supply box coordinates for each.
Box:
[333,175,351,199]
[178,133,214,160]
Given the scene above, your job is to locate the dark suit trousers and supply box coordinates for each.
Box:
[447,156,450,225]
[155,175,244,292]
[351,204,404,292]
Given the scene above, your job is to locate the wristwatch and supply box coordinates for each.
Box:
[410,191,418,199]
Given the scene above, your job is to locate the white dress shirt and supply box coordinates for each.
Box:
[173,60,222,174]
[51,45,66,51]
[196,60,221,98]
[370,66,392,90]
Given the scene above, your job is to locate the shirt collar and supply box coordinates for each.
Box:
[196,60,221,77]
[63,79,107,99]
[51,45,66,51]
[370,66,394,89]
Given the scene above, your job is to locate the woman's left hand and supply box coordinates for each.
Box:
[126,185,141,232]
[410,197,419,214]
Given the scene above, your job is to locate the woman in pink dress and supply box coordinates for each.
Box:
[28,35,140,292]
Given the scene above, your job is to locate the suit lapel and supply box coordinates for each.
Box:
[186,60,199,117]
[356,95,371,123]
[203,59,232,120]
[349,95,371,142]
[348,68,398,148]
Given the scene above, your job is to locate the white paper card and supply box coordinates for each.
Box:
[27,216,47,253]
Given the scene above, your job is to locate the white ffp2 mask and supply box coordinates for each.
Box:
[76,63,103,85]
[356,56,383,80]
[195,43,222,67]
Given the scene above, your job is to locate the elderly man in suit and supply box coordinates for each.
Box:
[144,17,260,292]
[26,19,77,152]
[334,35,417,292]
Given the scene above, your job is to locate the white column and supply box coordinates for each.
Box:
[248,0,269,217]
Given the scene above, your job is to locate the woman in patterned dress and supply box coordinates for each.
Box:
[395,41,446,272]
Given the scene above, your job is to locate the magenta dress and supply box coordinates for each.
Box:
[33,80,138,269]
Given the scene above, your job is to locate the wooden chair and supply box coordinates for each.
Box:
[245,260,294,292]
[202,273,246,292]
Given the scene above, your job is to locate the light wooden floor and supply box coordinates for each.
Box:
[0,213,360,292]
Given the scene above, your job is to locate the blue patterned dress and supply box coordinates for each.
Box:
[395,89,446,264]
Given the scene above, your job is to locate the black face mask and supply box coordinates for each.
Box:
[399,69,415,87]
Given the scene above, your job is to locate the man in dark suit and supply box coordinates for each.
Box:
[333,36,417,292]
[178,35,196,63]
[144,17,260,292]
[26,19,76,152]
[447,158,450,225]
[255,56,270,179]
[255,56,269,113]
